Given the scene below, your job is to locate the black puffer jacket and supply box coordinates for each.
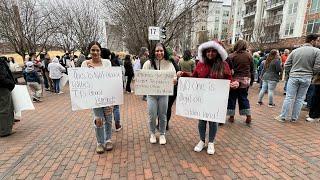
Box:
[0,57,15,91]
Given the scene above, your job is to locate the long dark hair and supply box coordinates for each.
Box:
[149,43,169,70]
[183,50,192,61]
[87,41,101,52]
[203,48,224,78]
[265,49,278,69]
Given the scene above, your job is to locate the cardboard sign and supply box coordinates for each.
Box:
[11,85,35,112]
[176,78,230,123]
[134,70,175,95]
[68,67,123,111]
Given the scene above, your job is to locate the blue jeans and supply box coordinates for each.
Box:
[258,80,278,105]
[198,120,217,143]
[280,77,312,120]
[227,88,251,116]
[92,107,112,144]
[147,95,168,135]
[113,105,120,124]
[52,78,60,93]
[284,80,288,92]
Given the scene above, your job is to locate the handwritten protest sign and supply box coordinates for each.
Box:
[68,67,123,111]
[135,70,175,95]
[176,78,230,123]
[11,85,35,112]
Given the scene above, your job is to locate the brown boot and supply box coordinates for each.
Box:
[246,115,252,125]
[228,116,234,123]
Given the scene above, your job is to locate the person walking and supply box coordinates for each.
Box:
[227,40,254,125]
[139,47,149,101]
[82,41,114,153]
[48,57,65,94]
[143,43,176,145]
[276,34,320,122]
[0,56,16,137]
[177,40,233,155]
[257,49,282,107]
[23,62,42,102]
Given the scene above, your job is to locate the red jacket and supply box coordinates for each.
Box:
[187,61,232,80]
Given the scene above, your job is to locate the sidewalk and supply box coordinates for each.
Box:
[1,82,320,179]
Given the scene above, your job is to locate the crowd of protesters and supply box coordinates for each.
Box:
[1,34,319,157]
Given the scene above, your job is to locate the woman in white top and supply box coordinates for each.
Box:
[48,57,65,93]
[81,41,113,154]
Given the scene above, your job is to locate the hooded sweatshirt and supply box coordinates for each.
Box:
[48,58,66,79]
[23,62,40,83]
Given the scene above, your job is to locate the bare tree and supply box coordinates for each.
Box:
[100,0,199,54]
[48,0,102,55]
[0,0,57,59]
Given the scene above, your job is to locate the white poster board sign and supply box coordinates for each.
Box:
[135,70,175,95]
[148,26,160,40]
[176,78,230,123]
[68,67,123,111]
[11,85,35,112]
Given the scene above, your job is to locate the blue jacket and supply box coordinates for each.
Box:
[23,70,40,84]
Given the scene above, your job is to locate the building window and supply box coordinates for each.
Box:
[214,26,218,31]
[201,26,206,30]
[223,11,229,16]
[214,34,218,38]
[285,22,295,35]
[288,2,298,14]
[216,10,220,14]
[310,0,320,13]
[307,19,320,34]
[215,17,219,22]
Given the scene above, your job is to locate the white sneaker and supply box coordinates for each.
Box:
[58,91,64,94]
[159,135,166,145]
[150,134,156,144]
[207,142,215,155]
[306,117,320,122]
[194,140,205,152]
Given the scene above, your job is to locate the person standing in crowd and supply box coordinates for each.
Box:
[75,54,86,67]
[82,42,114,153]
[143,43,176,145]
[23,62,42,102]
[110,52,121,66]
[139,47,149,101]
[161,51,180,131]
[227,40,254,125]
[101,48,122,132]
[252,52,260,82]
[177,41,233,155]
[48,57,65,94]
[0,56,16,137]
[276,34,320,122]
[306,73,320,122]
[257,49,282,107]
[178,50,195,73]
[124,54,134,93]
[8,57,21,73]
[282,49,290,95]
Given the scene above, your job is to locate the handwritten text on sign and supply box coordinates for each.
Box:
[135,70,175,95]
[176,78,230,123]
[68,67,123,111]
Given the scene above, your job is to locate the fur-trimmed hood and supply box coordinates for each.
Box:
[198,41,228,62]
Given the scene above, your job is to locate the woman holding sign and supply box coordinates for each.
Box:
[177,41,233,155]
[81,41,113,154]
[142,43,177,145]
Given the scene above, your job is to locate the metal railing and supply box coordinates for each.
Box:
[265,0,285,10]
[263,14,283,26]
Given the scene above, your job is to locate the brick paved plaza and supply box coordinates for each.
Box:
[1,82,320,179]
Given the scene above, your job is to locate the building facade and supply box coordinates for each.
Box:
[228,0,319,50]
